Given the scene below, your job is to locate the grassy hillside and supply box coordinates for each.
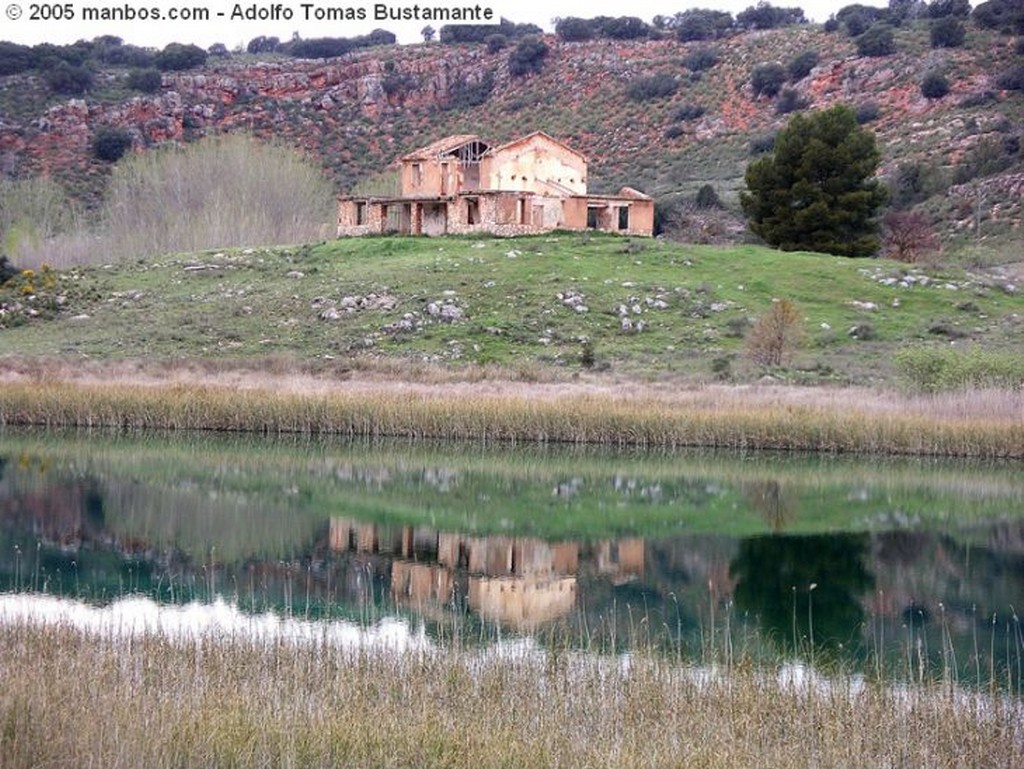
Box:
[3,234,1021,384]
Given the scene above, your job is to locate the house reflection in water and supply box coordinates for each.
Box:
[329,518,644,630]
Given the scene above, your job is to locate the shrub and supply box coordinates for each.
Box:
[683,46,719,72]
[672,103,706,121]
[841,9,874,36]
[972,0,1024,34]
[287,37,354,59]
[887,0,922,26]
[775,87,809,114]
[958,90,997,108]
[736,3,806,29]
[894,347,1024,391]
[246,36,281,54]
[673,9,734,41]
[42,61,93,95]
[484,34,507,53]
[555,17,595,41]
[787,51,819,81]
[856,23,897,56]
[440,20,539,44]
[447,71,495,109]
[921,70,950,98]
[663,125,686,139]
[154,43,207,71]
[996,65,1024,91]
[508,37,548,77]
[0,255,17,284]
[653,195,682,235]
[360,29,398,47]
[599,16,650,40]
[745,298,803,367]
[0,42,34,75]
[695,183,722,208]
[889,162,950,208]
[91,128,134,163]
[627,73,678,101]
[126,68,163,93]
[855,100,880,123]
[749,132,777,154]
[750,63,787,97]
[930,17,966,47]
[381,71,417,98]
[952,137,1014,185]
[94,43,154,67]
[927,0,971,18]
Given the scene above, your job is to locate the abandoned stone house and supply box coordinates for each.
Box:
[336,131,655,238]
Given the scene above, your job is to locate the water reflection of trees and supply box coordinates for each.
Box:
[731,534,874,656]
[741,479,796,532]
[3,450,1023,681]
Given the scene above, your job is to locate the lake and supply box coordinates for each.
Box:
[1,429,1022,691]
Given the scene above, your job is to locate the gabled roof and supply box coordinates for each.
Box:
[617,186,652,200]
[401,134,483,161]
[484,131,587,162]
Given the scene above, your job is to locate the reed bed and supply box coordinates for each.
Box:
[1,381,1023,458]
[0,618,1020,768]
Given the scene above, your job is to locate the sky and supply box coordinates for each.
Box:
[2,1,887,51]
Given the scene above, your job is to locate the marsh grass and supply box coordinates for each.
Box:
[0,617,1020,768]
[1,380,1022,458]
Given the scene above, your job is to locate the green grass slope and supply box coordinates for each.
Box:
[4,234,1021,383]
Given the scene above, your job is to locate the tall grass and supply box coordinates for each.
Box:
[0,177,78,260]
[1,381,1022,457]
[14,135,337,267]
[0,617,1020,768]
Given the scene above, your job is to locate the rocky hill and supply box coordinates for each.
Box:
[1,19,1023,254]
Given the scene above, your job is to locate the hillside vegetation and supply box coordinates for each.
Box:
[2,234,1021,385]
[1,8,1023,262]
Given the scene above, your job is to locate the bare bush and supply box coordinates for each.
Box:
[0,177,78,261]
[20,135,337,266]
[746,298,804,367]
[883,210,941,263]
[94,134,336,261]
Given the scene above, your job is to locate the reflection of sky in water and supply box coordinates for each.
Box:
[4,593,1018,719]
[0,593,432,652]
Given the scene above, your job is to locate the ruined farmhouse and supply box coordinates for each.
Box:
[337,131,654,238]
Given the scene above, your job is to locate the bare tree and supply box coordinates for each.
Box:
[883,210,941,263]
[745,298,804,367]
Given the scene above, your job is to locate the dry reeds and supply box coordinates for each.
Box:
[1,380,1022,458]
[10,135,336,268]
[0,616,1020,768]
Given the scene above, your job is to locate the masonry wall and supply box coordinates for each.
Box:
[401,158,461,197]
[483,137,587,195]
[626,199,655,237]
[339,194,654,238]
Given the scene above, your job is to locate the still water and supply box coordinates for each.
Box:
[1,429,1022,689]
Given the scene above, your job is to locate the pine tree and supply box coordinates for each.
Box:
[740,104,888,257]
